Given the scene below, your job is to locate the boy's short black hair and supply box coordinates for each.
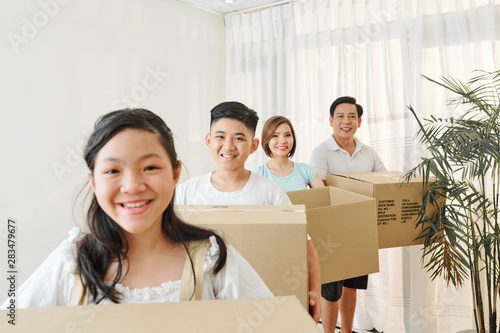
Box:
[210,101,259,136]
[329,96,363,118]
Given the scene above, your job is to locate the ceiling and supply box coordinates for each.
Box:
[169,0,291,14]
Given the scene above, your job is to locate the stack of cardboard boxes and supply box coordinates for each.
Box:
[0,205,319,333]
[287,171,434,287]
[1,171,433,332]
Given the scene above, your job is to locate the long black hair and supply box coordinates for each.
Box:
[77,108,227,303]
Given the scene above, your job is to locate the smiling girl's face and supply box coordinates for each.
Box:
[88,128,181,236]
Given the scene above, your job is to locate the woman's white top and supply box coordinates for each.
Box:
[2,228,272,308]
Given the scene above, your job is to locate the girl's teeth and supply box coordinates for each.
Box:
[122,201,149,209]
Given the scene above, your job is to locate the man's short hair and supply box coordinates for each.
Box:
[210,101,259,136]
[329,96,363,118]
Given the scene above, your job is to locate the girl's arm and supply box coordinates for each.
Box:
[212,244,273,299]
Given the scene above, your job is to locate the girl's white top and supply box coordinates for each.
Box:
[2,228,272,308]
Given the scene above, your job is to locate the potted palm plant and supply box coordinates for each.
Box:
[403,70,500,333]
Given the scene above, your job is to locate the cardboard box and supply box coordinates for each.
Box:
[326,171,435,248]
[0,296,321,332]
[176,205,309,310]
[286,187,379,284]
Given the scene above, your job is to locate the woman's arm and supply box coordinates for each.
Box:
[309,173,326,188]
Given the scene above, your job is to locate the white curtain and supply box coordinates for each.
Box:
[224,0,500,332]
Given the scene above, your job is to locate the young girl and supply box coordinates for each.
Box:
[254,115,324,323]
[3,109,272,308]
[254,116,324,191]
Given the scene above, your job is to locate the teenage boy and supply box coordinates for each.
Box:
[175,101,321,323]
[174,101,291,204]
[309,96,386,333]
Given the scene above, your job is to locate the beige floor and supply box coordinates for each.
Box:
[317,323,373,333]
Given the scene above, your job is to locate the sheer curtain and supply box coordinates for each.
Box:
[225,0,500,332]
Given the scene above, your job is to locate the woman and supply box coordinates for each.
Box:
[255,116,324,191]
[255,115,324,324]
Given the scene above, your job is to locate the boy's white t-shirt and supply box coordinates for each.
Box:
[174,172,292,205]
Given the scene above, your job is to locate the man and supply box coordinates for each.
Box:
[310,96,386,333]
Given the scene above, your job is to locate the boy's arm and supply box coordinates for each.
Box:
[275,185,292,205]
[307,239,321,323]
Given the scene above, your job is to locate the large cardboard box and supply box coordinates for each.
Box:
[286,187,379,284]
[0,296,321,332]
[326,171,435,248]
[176,205,309,310]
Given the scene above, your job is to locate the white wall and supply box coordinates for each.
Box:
[0,0,225,297]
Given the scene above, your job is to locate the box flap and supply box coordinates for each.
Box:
[286,188,333,208]
[330,171,429,185]
[287,187,379,283]
[287,187,372,208]
[176,205,306,224]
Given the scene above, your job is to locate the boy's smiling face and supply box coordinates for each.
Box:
[205,118,259,173]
